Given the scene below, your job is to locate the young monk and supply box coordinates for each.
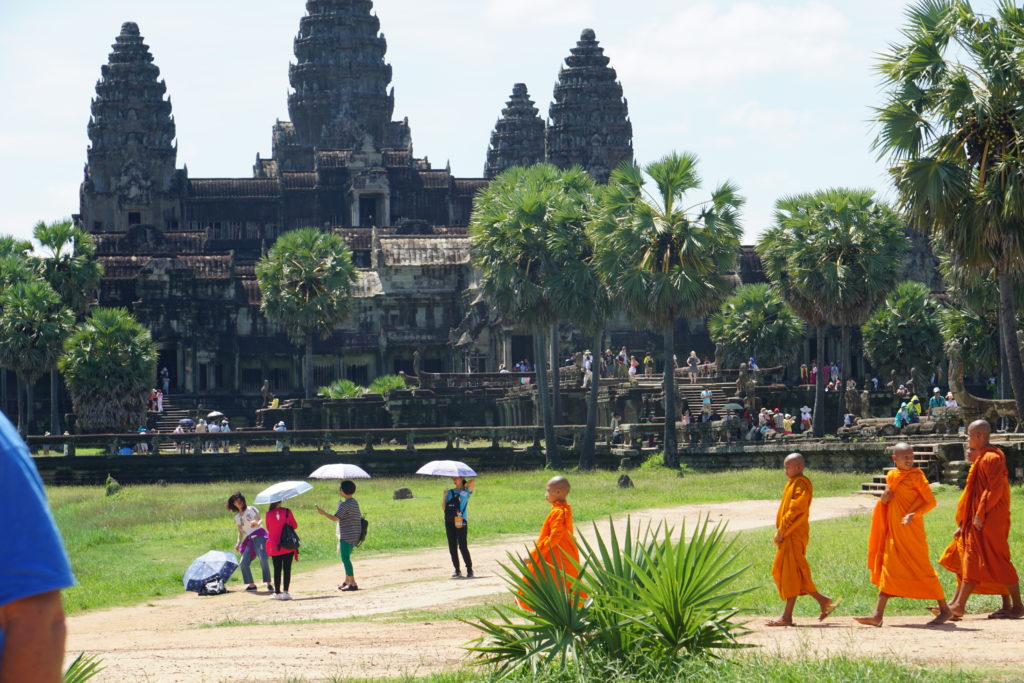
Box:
[947,420,1024,619]
[855,442,952,627]
[930,439,1011,620]
[516,476,582,610]
[767,453,840,626]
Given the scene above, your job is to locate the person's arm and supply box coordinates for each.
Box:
[467,480,475,493]
[315,504,339,522]
[0,590,66,683]
[441,490,448,512]
[902,474,937,524]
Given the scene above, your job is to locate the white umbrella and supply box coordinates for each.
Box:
[308,463,372,480]
[415,460,477,478]
[253,481,313,504]
[207,410,225,419]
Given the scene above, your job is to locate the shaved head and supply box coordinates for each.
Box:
[547,476,570,493]
[968,420,991,438]
[893,442,913,455]
[784,453,804,466]
[783,452,805,479]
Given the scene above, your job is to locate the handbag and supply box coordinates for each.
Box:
[278,523,300,551]
[357,517,369,546]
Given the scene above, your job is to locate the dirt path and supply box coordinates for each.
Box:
[67,495,875,682]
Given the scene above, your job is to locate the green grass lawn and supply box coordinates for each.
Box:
[50,467,866,614]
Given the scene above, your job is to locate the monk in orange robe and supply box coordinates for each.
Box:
[516,476,583,610]
[930,439,1010,620]
[854,442,951,626]
[948,420,1024,619]
[767,453,840,626]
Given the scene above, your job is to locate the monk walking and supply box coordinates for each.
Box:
[931,438,1010,620]
[516,476,583,609]
[767,453,840,626]
[855,443,952,626]
[947,420,1024,619]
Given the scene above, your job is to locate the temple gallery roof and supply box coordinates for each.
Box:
[189,178,279,198]
[379,237,470,266]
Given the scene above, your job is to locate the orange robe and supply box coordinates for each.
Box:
[772,474,816,600]
[517,500,583,609]
[938,483,1008,596]
[866,468,944,600]
[961,446,1019,586]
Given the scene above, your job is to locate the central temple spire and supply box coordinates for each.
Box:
[285,0,411,160]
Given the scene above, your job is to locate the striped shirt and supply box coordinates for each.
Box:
[335,498,362,545]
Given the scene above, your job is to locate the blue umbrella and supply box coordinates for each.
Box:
[183,550,238,592]
[178,418,195,425]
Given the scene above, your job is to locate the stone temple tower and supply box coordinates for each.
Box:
[273,0,412,170]
[484,83,546,179]
[546,29,633,183]
[80,22,182,233]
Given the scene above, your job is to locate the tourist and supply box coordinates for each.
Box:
[516,477,583,610]
[829,362,839,383]
[227,492,271,593]
[800,363,808,384]
[809,361,817,386]
[702,356,712,377]
[220,419,231,453]
[173,423,186,454]
[700,385,712,408]
[643,353,654,377]
[148,388,157,412]
[628,355,639,379]
[934,440,1011,620]
[871,376,879,391]
[894,403,910,429]
[773,409,785,432]
[160,366,170,394]
[274,421,287,451]
[945,392,958,408]
[610,413,622,445]
[855,443,952,627]
[265,500,298,600]
[783,414,794,434]
[156,389,164,413]
[766,453,839,626]
[946,420,1024,619]
[439,477,474,579]
[315,480,362,591]
[498,363,508,373]
[686,351,699,383]
[207,419,220,453]
[136,427,149,454]
[908,395,922,423]
[928,387,944,417]
[748,356,759,371]
[800,406,812,431]
[0,411,74,681]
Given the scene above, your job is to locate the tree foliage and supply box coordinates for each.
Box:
[33,220,103,317]
[707,284,803,368]
[317,379,366,399]
[58,308,157,432]
[862,281,944,380]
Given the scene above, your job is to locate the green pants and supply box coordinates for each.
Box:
[339,540,354,576]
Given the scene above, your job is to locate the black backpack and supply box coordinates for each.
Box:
[278,524,300,551]
[199,576,226,596]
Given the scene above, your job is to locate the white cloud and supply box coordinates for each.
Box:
[484,0,596,28]
[725,101,811,132]
[613,1,855,88]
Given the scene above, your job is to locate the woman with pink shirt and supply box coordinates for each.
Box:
[265,501,298,600]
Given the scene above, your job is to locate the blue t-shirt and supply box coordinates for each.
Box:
[445,488,472,520]
[0,411,75,658]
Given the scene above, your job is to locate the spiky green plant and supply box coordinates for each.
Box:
[63,652,104,682]
[368,374,408,396]
[317,378,366,399]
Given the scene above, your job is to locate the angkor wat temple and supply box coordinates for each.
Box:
[77,1,634,397]
[75,0,937,403]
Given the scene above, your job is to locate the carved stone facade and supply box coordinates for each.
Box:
[546,29,633,183]
[484,84,546,179]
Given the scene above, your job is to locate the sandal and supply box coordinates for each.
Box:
[927,606,961,622]
[818,597,842,622]
[765,618,793,627]
[340,583,359,591]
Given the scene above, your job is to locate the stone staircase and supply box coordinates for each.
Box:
[150,396,194,452]
[859,443,945,496]
[630,375,734,414]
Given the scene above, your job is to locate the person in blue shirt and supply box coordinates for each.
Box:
[442,477,475,578]
[0,410,74,681]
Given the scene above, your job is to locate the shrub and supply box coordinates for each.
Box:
[317,379,365,399]
[368,374,408,396]
[465,516,751,678]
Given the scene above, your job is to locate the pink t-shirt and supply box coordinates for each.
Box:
[265,506,297,557]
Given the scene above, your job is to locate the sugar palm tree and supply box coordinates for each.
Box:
[707,283,803,369]
[876,0,1024,420]
[759,189,906,434]
[862,281,944,382]
[0,279,74,434]
[0,238,35,426]
[58,308,157,432]
[256,227,358,399]
[34,219,104,433]
[592,153,743,465]
[471,164,595,466]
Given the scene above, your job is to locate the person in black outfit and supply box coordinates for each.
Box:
[442,477,475,578]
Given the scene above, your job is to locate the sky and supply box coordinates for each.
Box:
[0,0,1002,245]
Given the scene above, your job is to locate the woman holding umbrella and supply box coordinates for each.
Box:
[315,480,362,591]
[442,477,475,578]
[265,499,299,600]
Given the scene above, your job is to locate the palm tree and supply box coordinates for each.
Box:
[470,164,596,466]
[875,0,1024,421]
[707,283,803,369]
[255,227,358,399]
[33,220,103,433]
[0,238,34,425]
[58,308,157,432]
[592,153,743,466]
[0,279,74,434]
[759,189,906,434]
[862,281,944,383]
